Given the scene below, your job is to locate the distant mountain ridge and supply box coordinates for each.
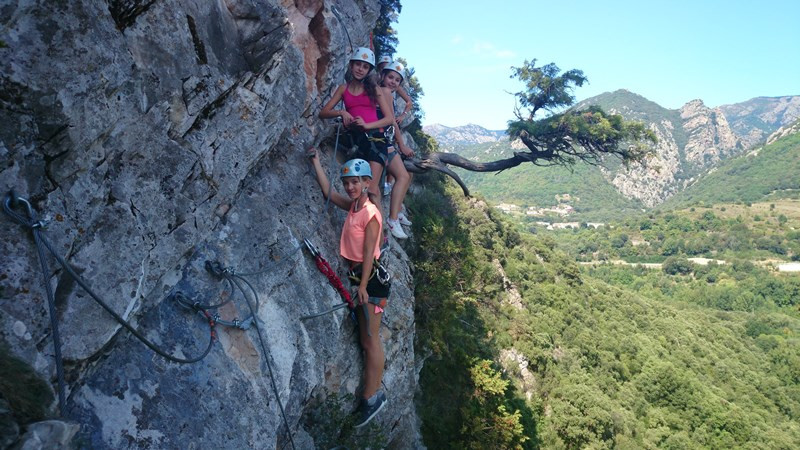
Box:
[423,91,800,211]
[422,123,505,148]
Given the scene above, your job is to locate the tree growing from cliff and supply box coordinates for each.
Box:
[404,59,657,195]
[372,0,402,58]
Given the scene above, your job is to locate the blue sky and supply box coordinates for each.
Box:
[393,0,800,130]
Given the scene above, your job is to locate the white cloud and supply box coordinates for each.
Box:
[471,40,515,59]
[450,34,463,45]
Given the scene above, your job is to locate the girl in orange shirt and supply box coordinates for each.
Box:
[307,151,390,428]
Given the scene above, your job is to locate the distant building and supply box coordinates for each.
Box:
[495,203,521,214]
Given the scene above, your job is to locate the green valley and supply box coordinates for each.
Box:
[408,174,800,448]
[412,56,800,450]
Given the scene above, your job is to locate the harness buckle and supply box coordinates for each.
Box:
[384,125,395,143]
[376,264,391,285]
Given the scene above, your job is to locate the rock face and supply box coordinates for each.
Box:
[766,119,800,145]
[720,96,800,148]
[607,119,682,207]
[679,99,740,166]
[1,1,420,448]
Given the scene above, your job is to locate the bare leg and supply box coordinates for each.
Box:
[368,160,383,206]
[357,302,385,399]
[387,154,410,220]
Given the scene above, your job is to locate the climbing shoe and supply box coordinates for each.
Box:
[387,218,408,239]
[354,391,387,429]
[397,211,412,226]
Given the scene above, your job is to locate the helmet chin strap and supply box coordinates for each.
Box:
[354,188,369,211]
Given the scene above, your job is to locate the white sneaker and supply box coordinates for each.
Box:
[397,211,412,226]
[386,218,408,239]
[383,182,393,196]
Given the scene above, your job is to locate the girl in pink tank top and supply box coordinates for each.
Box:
[320,47,396,208]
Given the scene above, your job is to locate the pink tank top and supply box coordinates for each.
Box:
[342,87,379,123]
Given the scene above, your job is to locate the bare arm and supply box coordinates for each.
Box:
[320,85,354,126]
[306,148,352,211]
[392,120,414,157]
[357,216,380,305]
[395,86,413,122]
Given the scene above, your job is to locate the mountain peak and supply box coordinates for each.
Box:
[423,123,506,147]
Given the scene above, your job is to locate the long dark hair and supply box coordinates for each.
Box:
[345,62,380,104]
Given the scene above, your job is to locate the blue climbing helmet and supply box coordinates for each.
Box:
[340,159,372,179]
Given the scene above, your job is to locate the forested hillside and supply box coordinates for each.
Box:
[409,174,800,448]
[664,130,800,209]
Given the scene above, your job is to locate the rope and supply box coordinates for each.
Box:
[313,255,353,309]
[19,197,67,417]
[3,194,217,363]
[205,263,296,450]
[3,117,345,436]
[330,5,353,52]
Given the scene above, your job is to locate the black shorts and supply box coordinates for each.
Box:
[350,131,388,167]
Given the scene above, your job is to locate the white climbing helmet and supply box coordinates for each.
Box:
[350,47,375,67]
[340,159,372,179]
[377,55,392,66]
[382,61,405,81]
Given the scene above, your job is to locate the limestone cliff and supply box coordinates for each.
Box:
[1,1,420,448]
[720,96,800,148]
[604,93,797,206]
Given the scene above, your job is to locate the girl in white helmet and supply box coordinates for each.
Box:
[379,61,415,239]
[320,47,396,206]
[306,150,390,428]
[376,55,392,73]
[379,58,414,125]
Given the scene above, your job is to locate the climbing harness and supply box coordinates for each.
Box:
[3,191,218,417]
[346,258,391,286]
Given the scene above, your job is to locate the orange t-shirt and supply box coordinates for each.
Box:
[340,201,383,262]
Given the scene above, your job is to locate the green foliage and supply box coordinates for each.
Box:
[452,141,644,221]
[371,0,401,59]
[507,105,655,167]
[302,390,387,449]
[662,256,694,275]
[0,342,54,424]
[411,174,800,449]
[505,60,656,168]
[408,178,536,449]
[460,360,529,449]
[509,60,587,119]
